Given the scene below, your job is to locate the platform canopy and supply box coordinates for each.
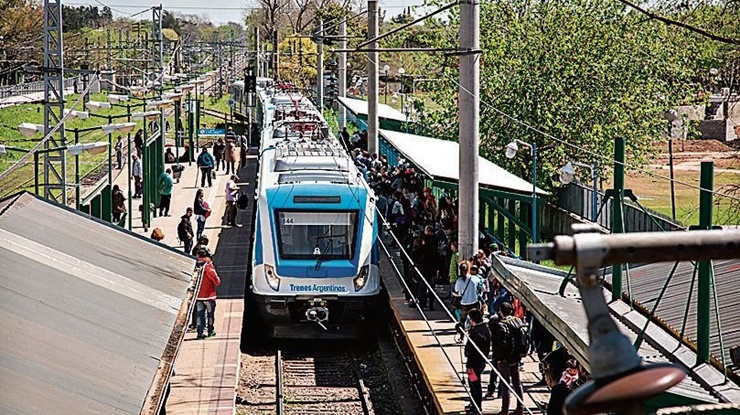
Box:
[0,193,197,415]
[338,96,408,123]
[492,256,738,406]
[380,129,548,196]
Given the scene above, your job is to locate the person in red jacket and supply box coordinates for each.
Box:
[196,249,221,339]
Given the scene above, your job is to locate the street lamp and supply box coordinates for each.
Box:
[63,109,89,120]
[147,99,173,109]
[107,94,129,104]
[86,101,112,110]
[382,64,390,105]
[559,161,599,222]
[17,123,45,138]
[505,139,539,244]
[132,110,161,121]
[101,122,136,135]
[34,142,109,195]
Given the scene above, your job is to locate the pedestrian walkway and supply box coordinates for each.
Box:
[108,142,256,415]
[0,87,75,108]
[381,247,549,414]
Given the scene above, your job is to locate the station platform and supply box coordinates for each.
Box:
[380,244,549,415]
[109,144,257,415]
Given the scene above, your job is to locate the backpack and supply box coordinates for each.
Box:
[237,193,249,209]
[501,316,530,361]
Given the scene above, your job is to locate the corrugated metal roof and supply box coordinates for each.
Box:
[337,96,408,122]
[492,256,719,405]
[379,129,548,196]
[0,193,197,415]
[611,260,740,372]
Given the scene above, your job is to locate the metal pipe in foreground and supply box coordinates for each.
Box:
[529,229,740,267]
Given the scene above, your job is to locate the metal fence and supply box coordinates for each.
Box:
[556,182,685,232]
[0,77,79,99]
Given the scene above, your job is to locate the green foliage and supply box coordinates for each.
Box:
[278,37,318,88]
[62,5,112,32]
[421,0,722,191]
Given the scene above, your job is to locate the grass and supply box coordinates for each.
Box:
[607,168,739,227]
[0,92,152,196]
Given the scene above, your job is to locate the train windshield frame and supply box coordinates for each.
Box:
[274,210,359,260]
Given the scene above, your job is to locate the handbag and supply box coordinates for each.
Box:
[452,277,472,309]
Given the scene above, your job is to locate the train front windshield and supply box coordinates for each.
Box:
[276,211,358,260]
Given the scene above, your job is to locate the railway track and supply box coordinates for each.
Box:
[237,342,407,415]
[276,350,372,415]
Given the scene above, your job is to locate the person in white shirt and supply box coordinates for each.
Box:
[224,174,239,226]
[131,154,143,198]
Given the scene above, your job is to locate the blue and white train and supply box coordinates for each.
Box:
[248,84,381,338]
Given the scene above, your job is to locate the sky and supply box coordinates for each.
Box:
[65,0,424,25]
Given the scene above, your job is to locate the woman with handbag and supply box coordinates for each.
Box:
[453,261,481,327]
[193,189,211,240]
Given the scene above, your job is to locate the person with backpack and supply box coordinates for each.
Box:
[464,308,491,414]
[197,147,215,187]
[491,301,528,415]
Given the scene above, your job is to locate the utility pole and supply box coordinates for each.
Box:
[611,137,626,301]
[367,0,379,155]
[338,19,347,130]
[272,29,279,79]
[42,0,67,204]
[317,19,324,109]
[458,0,480,258]
[106,29,112,71]
[152,4,163,97]
[697,161,714,363]
[254,27,260,78]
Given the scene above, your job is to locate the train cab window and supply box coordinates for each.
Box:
[275,210,358,260]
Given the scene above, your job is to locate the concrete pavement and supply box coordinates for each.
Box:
[108,142,256,415]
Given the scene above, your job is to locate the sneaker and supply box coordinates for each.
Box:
[208,331,217,337]
[404,299,409,305]
[485,390,496,399]
[513,408,524,415]
[197,334,206,340]
[187,325,196,332]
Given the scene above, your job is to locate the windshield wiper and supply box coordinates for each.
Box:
[314,235,334,271]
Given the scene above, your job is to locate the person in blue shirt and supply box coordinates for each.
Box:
[158,168,173,216]
[197,147,215,187]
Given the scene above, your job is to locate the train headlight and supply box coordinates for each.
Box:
[353,265,370,292]
[264,264,280,291]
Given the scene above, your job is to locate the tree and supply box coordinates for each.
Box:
[277,36,317,87]
[420,0,711,190]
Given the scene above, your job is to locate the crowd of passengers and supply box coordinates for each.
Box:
[345,139,591,415]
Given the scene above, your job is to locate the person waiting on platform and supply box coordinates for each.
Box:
[197,147,215,187]
[158,168,173,217]
[195,249,221,339]
[165,147,176,164]
[491,302,526,415]
[213,138,225,171]
[464,308,491,414]
[224,139,237,175]
[224,174,239,227]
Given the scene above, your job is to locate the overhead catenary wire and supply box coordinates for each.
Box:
[0,79,97,184]
[394,43,740,205]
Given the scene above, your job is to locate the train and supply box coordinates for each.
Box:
[245,80,381,338]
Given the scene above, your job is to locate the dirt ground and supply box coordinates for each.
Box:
[610,139,740,226]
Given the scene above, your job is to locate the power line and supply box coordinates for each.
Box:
[358,50,740,205]
[617,0,740,46]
